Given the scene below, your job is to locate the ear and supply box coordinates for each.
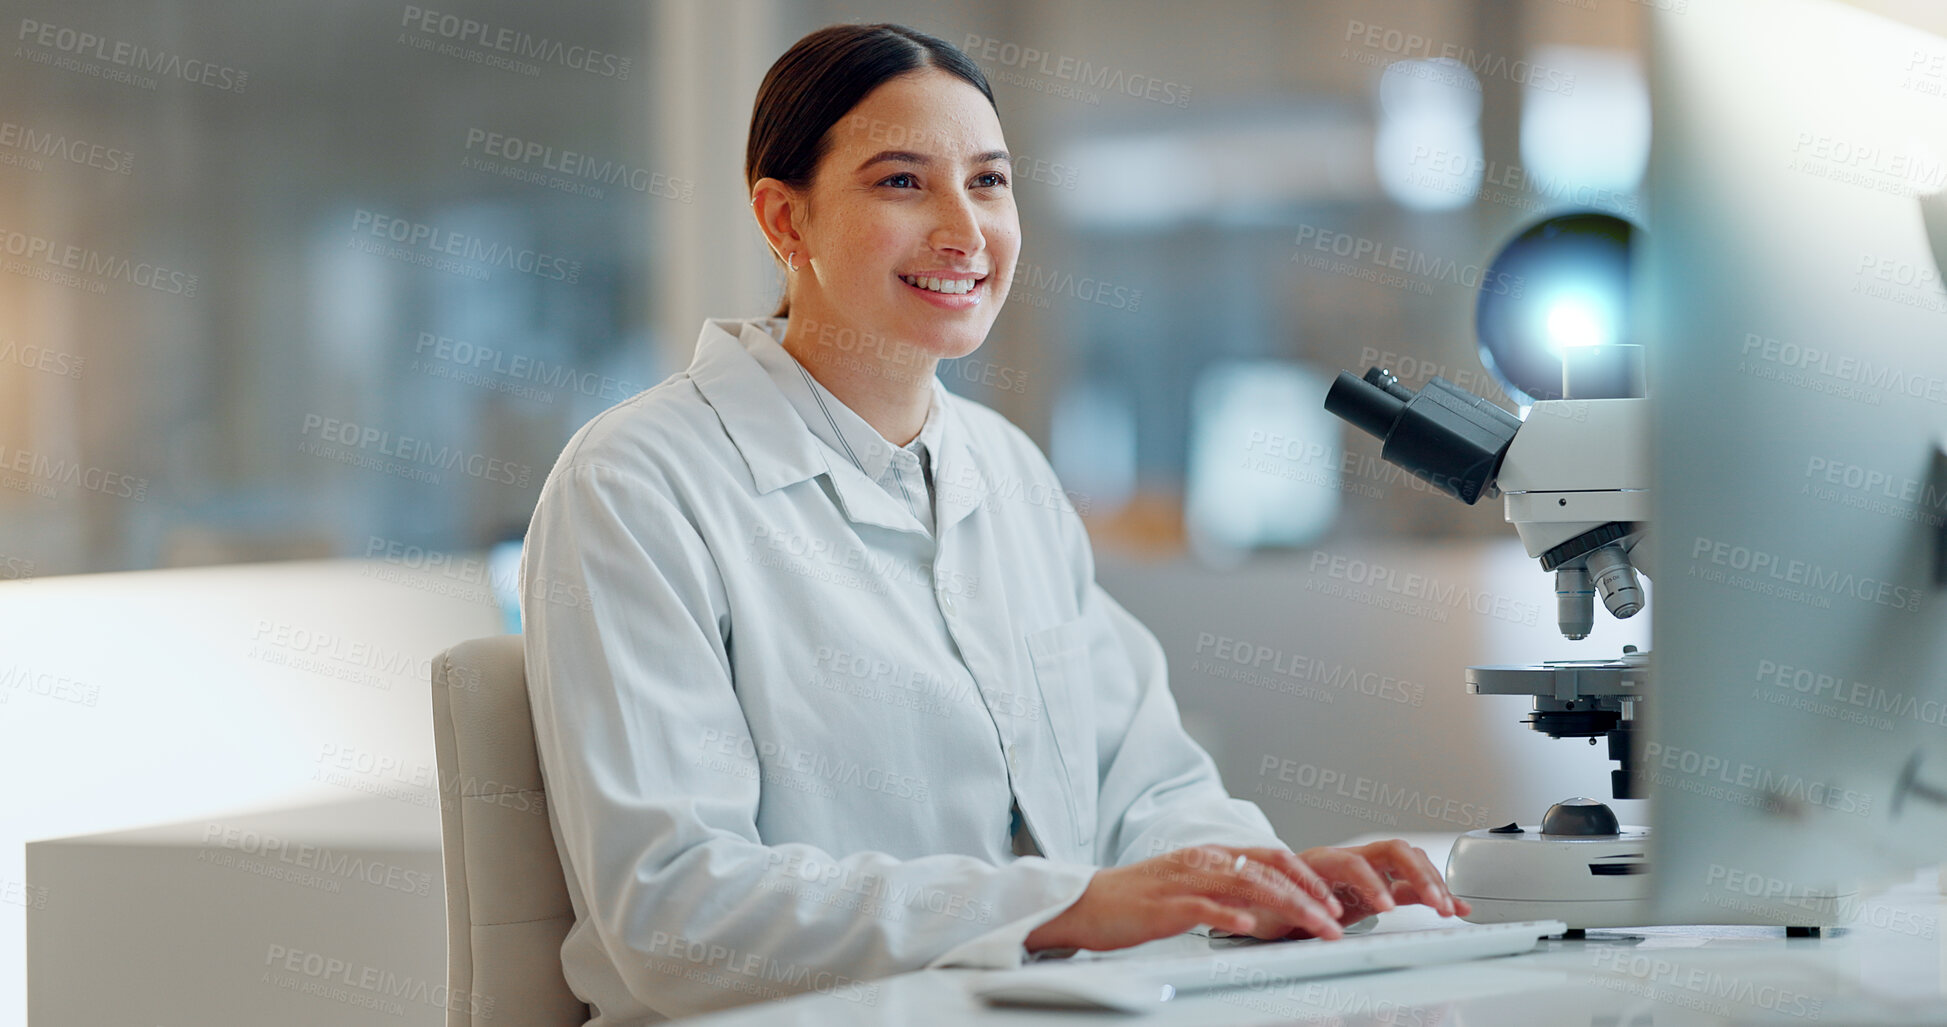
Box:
[750,177,805,263]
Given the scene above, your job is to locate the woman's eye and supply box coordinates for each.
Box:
[974,172,1008,189]
[880,172,919,189]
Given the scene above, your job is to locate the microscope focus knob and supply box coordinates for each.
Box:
[1540,797,1620,836]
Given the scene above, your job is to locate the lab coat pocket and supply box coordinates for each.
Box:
[1026,618,1098,849]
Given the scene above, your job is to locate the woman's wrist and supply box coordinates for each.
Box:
[1022,872,1096,952]
[1023,912,1076,953]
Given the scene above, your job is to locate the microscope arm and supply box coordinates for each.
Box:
[1494,396,1653,637]
[1493,397,1651,560]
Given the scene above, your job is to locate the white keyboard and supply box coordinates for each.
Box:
[971,920,1566,1011]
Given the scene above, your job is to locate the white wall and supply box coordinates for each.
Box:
[1100,536,1652,849]
[0,558,502,1027]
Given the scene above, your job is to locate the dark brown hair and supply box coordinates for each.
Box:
[745,24,998,317]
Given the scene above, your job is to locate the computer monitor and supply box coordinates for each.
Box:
[1642,0,1947,919]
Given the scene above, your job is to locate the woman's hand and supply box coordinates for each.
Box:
[1292,839,1473,929]
[1023,840,1472,953]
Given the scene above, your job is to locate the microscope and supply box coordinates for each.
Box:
[1324,345,1668,930]
[1320,214,1845,930]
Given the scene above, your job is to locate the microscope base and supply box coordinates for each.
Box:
[1446,826,1850,931]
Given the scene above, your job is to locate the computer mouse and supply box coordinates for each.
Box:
[969,967,1175,1013]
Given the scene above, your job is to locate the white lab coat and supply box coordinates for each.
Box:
[520,318,1283,1024]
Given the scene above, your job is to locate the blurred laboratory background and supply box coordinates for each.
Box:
[0,0,1681,574]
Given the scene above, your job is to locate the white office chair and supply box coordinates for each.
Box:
[430,634,591,1027]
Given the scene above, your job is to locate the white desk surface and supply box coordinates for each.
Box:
[684,835,1947,1026]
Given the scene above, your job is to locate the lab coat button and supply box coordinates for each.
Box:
[1005,744,1018,773]
[941,595,957,616]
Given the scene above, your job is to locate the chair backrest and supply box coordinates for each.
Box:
[430,634,591,1027]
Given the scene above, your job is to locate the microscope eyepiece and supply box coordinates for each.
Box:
[1324,369,1409,441]
[1323,366,1523,505]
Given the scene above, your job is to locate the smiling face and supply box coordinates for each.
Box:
[766,68,1018,363]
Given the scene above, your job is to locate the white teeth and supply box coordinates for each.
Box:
[901,275,976,295]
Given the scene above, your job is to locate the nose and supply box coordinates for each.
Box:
[929,190,984,259]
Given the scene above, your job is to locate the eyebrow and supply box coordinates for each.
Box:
[855,149,1012,172]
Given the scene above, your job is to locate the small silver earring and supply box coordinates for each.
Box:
[787,252,798,273]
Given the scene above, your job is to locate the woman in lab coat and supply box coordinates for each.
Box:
[520,23,1470,1024]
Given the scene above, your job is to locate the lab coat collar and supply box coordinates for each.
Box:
[741,319,903,485]
[687,318,933,536]
[931,392,988,537]
[688,318,827,496]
